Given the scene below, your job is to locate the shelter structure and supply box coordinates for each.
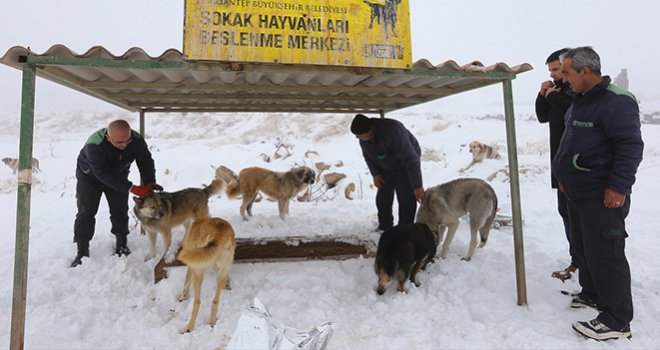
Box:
[1,44,532,349]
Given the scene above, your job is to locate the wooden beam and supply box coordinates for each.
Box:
[154,236,375,283]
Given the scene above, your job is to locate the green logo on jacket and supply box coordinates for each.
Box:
[572,120,594,128]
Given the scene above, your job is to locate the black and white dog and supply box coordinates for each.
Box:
[374,223,436,294]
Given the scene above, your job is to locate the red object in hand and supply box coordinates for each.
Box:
[146,182,163,192]
[130,185,153,197]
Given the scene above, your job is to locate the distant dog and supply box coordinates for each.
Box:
[416,178,498,261]
[374,223,437,294]
[469,141,501,163]
[363,0,401,38]
[133,178,224,261]
[2,157,41,174]
[177,217,235,333]
[225,166,315,221]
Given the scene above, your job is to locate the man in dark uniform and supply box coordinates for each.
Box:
[350,114,424,231]
[535,47,578,281]
[553,47,643,340]
[71,119,162,267]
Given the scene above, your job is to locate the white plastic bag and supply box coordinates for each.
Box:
[226,298,333,350]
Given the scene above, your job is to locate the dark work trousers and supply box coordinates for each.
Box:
[568,196,633,329]
[556,189,577,267]
[73,180,129,243]
[376,168,417,230]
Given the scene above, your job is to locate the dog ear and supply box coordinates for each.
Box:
[133,197,143,204]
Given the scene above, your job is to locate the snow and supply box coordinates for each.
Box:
[1,105,659,349]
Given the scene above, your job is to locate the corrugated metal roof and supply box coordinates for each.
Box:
[1,45,532,114]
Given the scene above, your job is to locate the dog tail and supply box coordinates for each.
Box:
[204,178,225,197]
[177,235,235,267]
[480,185,499,245]
[178,243,226,268]
[225,179,241,199]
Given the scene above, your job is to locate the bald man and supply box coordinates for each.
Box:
[71,119,161,267]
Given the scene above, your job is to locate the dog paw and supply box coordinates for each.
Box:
[144,253,155,262]
[177,293,189,302]
[180,327,192,334]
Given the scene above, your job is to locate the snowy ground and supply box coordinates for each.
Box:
[1,106,659,349]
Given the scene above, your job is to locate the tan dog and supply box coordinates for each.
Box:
[225,166,316,221]
[416,178,498,261]
[469,141,501,163]
[133,178,224,261]
[2,157,41,174]
[177,217,235,333]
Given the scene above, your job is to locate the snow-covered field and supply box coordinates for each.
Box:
[1,106,659,349]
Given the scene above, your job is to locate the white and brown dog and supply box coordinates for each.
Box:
[2,157,41,174]
[469,141,501,163]
[461,141,501,172]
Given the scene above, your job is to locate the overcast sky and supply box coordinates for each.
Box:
[0,0,658,115]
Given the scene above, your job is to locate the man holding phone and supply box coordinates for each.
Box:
[535,48,577,281]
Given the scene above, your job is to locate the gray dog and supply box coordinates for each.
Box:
[416,178,498,261]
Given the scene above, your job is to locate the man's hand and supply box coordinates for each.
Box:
[604,188,625,208]
[373,175,384,189]
[414,187,425,203]
[540,80,554,96]
[146,182,163,192]
[130,185,154,197]
[545,86,560,98]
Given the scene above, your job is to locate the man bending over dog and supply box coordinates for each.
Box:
[350,114,424,231]
[71,120,162,267]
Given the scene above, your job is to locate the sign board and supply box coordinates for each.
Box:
[183,0,412,68]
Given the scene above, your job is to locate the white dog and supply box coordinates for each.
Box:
[2,157,41,174]
[416,178,498,261]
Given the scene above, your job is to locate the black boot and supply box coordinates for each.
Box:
[70,241,90,268]
[115,234,131,257]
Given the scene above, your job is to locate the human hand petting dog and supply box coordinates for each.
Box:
[130,183,163,197]
[146,182,164,192]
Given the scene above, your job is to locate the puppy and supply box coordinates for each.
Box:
[416,178,498,261]
[177,217,235,333]
[133,178,224,261]
[2,157,41,174]
[225,166,315,221]
[374,223,436,294]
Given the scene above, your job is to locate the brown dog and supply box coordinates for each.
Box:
[177,217,235,333]
[133,178,224,261]
[225,166,315,221]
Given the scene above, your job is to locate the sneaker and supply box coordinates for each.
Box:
[572,319,631,341]
[571,294,599,311]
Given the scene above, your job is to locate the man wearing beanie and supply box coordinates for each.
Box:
[350,114,424,231]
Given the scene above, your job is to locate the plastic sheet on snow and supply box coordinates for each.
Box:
[226,297,333,350]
